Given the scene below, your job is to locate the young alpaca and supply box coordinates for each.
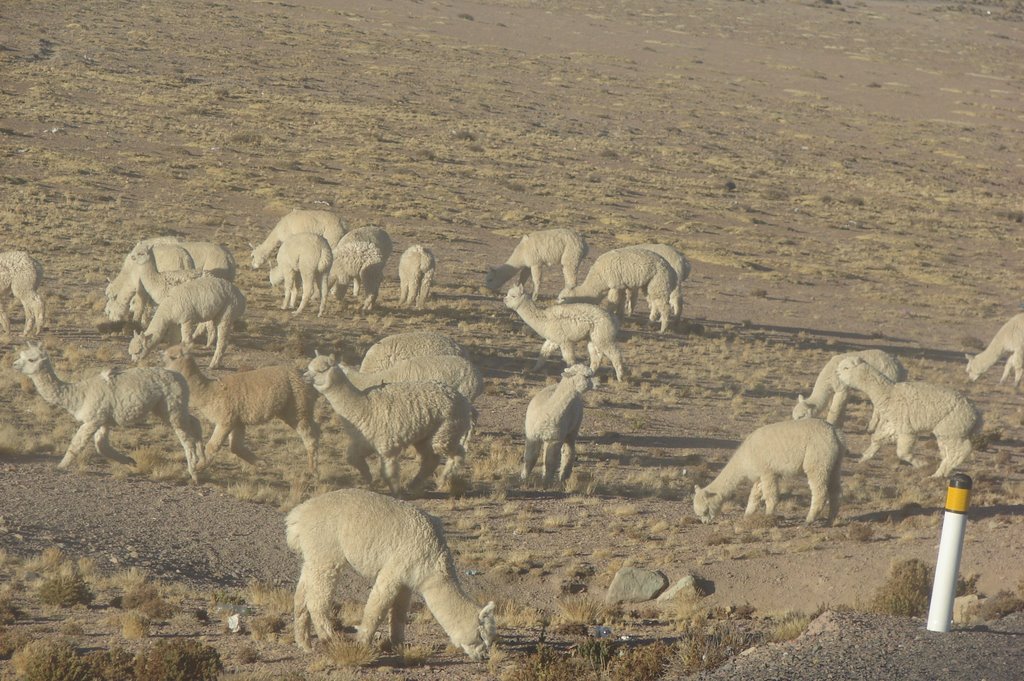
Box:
[162,344,320,474]
[485,228,588,300]
[327,240,386,311]
[360,332,467,373]
[341,355,484,403]
[504,283,625,381]
[522,365,594,485]
[559,248,676,333]
[268,233,333,317]
[304,353,473,495]
[13,342,205,481]
[250,209,347,268]
[965,313,1024,386]
[608,243,691,326]
[0,251,45,336]
[287,488,496,659]
[692,419,844,526]
[835,356,980,478]
[793,349,906,428]
[397,245,436,308]
[128,276,246,369]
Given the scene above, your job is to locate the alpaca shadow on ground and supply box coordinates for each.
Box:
[850,502,1024,524]
[583,433,740,453]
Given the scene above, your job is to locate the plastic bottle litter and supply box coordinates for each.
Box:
[227,614,242,633]
[591,625,612,638]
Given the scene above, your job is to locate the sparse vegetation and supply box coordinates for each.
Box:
[869,559,932,617]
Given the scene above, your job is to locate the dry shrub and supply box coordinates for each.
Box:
[501,645,596,681]
[320,639,379,668]
[869,558,931,617]
[38,569,94,608]
[245,581,293,619]
[123,581,175,620]
[81,647,136,681]
[134,638,222,681]
[674,620,754,674]
[0,590,22,624]
[978,590,1024,620]
[121,611,150,640]
[607,641,675,681]
[10,639,91,681]
[846,522,874,542]
[250,614,285,641]
[764,611,813,642]
[573,637,617,673]
[396,643,434,667]
[0,626,33,659]
[555,594,605,627]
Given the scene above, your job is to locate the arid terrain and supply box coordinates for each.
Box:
[2,0,1024,678]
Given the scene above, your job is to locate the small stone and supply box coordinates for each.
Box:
[605,567,668,604]
[953,594,981,624]
[657,575,700,603]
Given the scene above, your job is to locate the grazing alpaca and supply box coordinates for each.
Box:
[0,251,44,336]
[693,419,844,526]
[504,283,625,381]
[965,313,1024,386]
[793,349,906,428]
[287,488,496,659]
[522,365,594,485]
[13,342,205,481]
[397,245,436,308]
[485,228,588,299]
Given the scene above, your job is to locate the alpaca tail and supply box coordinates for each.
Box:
[285,506,307,555]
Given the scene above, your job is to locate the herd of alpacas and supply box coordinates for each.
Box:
[1,207,1009,659]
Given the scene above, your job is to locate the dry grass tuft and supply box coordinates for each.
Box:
[764,611,813,642]
[869,558,931,617]
[674,620,755,674]
[319,639,379,668]
[978,590,1024,621]
[121,610,150,639]
[245,581,293,619]
[555,594,606,627]
[395,643,434,667]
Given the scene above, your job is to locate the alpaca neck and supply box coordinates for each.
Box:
[704,454,751,502]
[420,573,479,647]
[972,337,1007,373]
[847,366,892,409]
[175,357,214,405]
[136,258,171,302]
[510,298,550,337]
[29,364,85,416]
[803,364,836,412]
[489,264,523,289]
[318,369,372,422]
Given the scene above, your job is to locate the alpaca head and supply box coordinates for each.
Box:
[250,241,269,270]
[162,343,195,371]
[13,341,49,376]
[104,290,131,322]
[128,331,153,362]
[562,364,595,393]
[268,264,284,289]
[692,485,722,524]
[834,356,865,387]
[792,394,814,420]
[503,284,527,310]
[303,352,338,392]
[964,353,983,381]
[457,601,496,661]
[127,244,156,268]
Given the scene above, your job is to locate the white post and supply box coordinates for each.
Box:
[926,473,972,633]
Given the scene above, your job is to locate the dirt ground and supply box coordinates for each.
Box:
[1,0,1024,678]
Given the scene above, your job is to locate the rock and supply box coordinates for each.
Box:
[953,594,981,624]
[657,574,701,603]
[605,567,668,604]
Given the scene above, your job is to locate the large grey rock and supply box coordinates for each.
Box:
[657,574,701,604]
[605,566,668,604]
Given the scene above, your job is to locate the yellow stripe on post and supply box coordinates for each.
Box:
[944,473,972,514]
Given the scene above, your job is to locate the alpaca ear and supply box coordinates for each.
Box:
[964,353,973,361]
[479,601,495,621]
[314,349,321,358]
[797,395,805,404]
[327,353,336,364]
[248,241,255,250]
[693,485,701,495]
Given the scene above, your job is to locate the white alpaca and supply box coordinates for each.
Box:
[608,243,691,325]
[250,209,347,269]
[0,251,45,336]
[522,365,594,485]
[485,228,588,300]
[327,241,386,312]
[105,241,196,323]
[13,342,205,481]
[287,488,496,659]
[693,418,844,526]
[836,356,980,478]
[304,353,473,495]
[176,241,236,281]
[397,245,436,308]
[163,344,320,473]
[793,349,906,428]
[128,276,246,369]
[559,247,676,333]
[268,233,333,317]
[341,355,483,403]
[965,313,1024,386]
[360,332,467,373]
[505,283,625,381]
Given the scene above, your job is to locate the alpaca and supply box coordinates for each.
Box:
[485,228,588,300]
[504,283,625,381]
[13,342,205,481]
[692,418,844,526]
[162,344,320,473]
[0,251,45,336]
[836,356,980,478]
[128,276,246,369]
[105,240,195,310]
[341,355,483,403]
[559,247,676,333]
[608,243,691,326]
[268,232,333,317]
[304,353,473,495]
[251,209,347,268]
[965,313,1024,386]
[360,332,467,374]
[327,240,387,311]
[287,488,496,659]
[522,365,594,485]
[793,349,906,428]
[397,245,435,308]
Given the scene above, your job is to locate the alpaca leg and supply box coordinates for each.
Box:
[825,464,842,526]
[826,388,848,427]
[301,563,340,647]
[92,426,136,466]
[561,261,576,294]
[294,271,313,314]
[541,441,560,486]
[805,477,828,526]
[293,568,314,651]
[559,343,577,367]
[346,445,373,485]
[295,420,321,474]
[17,293,36,335]
[1000,353,1016,384]
[521,438,542,479]
[208,318,230,369]
[179,321,195,347]
[380,452,403,496]
[227,424,259,465]
[559,434,577,482]
[1011,351,1024,386]
[895,433,925,468]
[389,586,413,648]
[398,278,409,307]
[586,341,605,374]
[529,266,542,300]
[418,271,433,308]
[669,289,680,323]
[357,573,402,646]
[60,421,99,468]
[745,480,763,515]
[280,274,292,310]
[206,422,230,460]
[628,288,639,317]
[604,343,625,382]
[534,340,558,371]
[761,476,780,516]
[859,427,891,462]
[932,437,973,479]
[316,273,330,317]
[408,442,440,493]
[0,300,9,334]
